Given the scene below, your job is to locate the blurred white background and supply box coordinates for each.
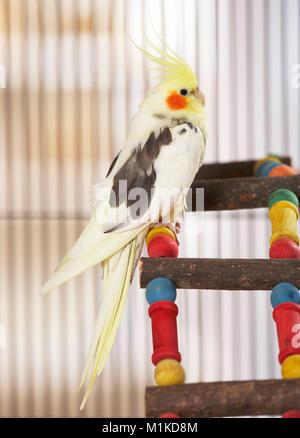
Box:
[0,0,299,417]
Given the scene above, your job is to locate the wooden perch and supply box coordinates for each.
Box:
[140,258,300,290]
[145,379,300,418]
[195,157,291,180]
[189,174,300,211]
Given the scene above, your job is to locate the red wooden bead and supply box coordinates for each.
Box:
[148,301,181,366]
[282,410,300,418]
[273,302,300,364]
[159,413,181,418]
[147,235,179,258]
[270,238,300,259]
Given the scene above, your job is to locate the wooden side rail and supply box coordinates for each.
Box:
[189,174,300,211]
[145,379,300,418]
[140,258,300,290]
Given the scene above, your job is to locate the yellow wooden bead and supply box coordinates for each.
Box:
[282,355,300,379]
[269,201,299,246]
[154,359,186,386]
[146,226,176,246]
[253,156,281,175]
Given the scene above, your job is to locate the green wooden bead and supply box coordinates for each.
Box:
[268,189,299,210]
[268,153,281,160]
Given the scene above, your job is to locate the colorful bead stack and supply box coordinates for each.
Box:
[270,283,300,419]
[254,155,299,178]
[146,278,185,386]
[146,226,179,258]
[145,226,183,418]
[268,189,300,417]
[268,189,300,259]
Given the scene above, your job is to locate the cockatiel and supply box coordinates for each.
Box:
[41,37,207,409]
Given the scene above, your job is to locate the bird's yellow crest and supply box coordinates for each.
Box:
[130,32,199,91]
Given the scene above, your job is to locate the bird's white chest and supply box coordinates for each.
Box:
[154,123,204,190]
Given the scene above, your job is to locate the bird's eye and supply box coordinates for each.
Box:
[179,88,188,96]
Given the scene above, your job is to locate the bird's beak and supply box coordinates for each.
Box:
[194,88,206,106]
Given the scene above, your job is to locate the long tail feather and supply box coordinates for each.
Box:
[79,238,136,409]
[40,220,146,296]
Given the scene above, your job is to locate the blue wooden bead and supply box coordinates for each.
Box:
[256,161,280,177]
[146,278,177,305]
[270,282,300,309]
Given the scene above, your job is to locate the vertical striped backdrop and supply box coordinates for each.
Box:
[0,0,299,417]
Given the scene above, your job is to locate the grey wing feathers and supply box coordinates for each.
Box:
[103,127,172,233]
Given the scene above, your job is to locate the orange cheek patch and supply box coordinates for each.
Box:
[166,92,188,110]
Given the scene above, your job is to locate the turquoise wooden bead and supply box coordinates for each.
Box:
[256,160,280,177]
[270,282,300,309]
[146,278,177,305]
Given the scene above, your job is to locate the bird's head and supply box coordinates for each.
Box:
[157,74,205,116]
[134,36,206,120]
